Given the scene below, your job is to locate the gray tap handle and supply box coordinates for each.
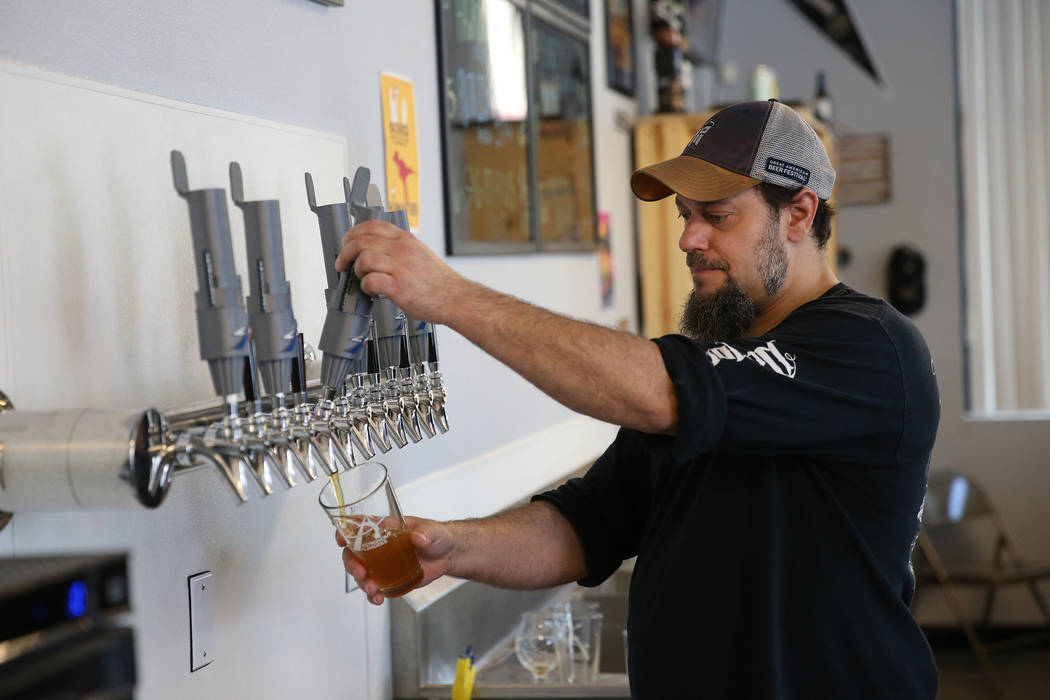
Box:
[371,295,405,370]
[390,209,409,230]
[306,170,372,319]
[309,170,374,392]
[171,150,249,398]
[366,331,380,376]
[306,171,348,290]
[385,208,435,367]
[345,167,373,222]
[352,188,405,371]
[366,184,383,209]
[231,162,298,398]
[404,314,433,366]
[243,336,260,405]
[291,333,307,396]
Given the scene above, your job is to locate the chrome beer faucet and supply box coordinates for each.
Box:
[305,169,378,468]
[0,154,457,515]
[286,334,333,479]
[230,161,311,488]
[387,209,443,438]
[238,340,286,494]
[351,182,421,447]
[171,150,268,501]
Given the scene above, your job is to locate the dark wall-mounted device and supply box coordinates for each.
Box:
[0,553,135,699]
[887,244,927,316]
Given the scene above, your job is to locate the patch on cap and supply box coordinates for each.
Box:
[764,157,810,186]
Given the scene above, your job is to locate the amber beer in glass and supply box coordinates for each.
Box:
[319,462,423,597]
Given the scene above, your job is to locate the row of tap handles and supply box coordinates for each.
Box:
[168,151,448,503]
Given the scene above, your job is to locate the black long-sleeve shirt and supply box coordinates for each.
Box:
[537,284,940,699]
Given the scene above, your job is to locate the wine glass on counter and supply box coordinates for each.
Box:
[514,611,568,683]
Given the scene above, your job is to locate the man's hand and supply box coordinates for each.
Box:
[336,219,677,434]
[335,220,467,325]
[335,502,589,606]
[337,516,455,606]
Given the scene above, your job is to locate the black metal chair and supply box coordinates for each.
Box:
[912,471,1050,696]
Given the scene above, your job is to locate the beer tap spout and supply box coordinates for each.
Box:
[186,437,262,504]
[307,436,338,476]
[272,440,308,486]
[249,448,284,495]
[346,423,375,461]
[354,340,393,453]
[427,381,449,434]
[284,333,322,482]
[328,432,356,471]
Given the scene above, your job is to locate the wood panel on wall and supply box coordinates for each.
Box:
[632,107,837,339]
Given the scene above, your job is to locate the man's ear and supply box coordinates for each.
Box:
[786,189,819,243]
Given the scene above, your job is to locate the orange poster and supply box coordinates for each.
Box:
[380,72,420,229]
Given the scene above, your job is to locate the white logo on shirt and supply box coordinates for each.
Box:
[706,340,797,378]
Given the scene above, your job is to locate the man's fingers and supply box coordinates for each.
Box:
[358,271,397,298]
[334,237,362,272]
[335,229,403,273]
[342,548,367,580]
[341,219,402,246]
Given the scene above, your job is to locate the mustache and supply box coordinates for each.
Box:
[686,252,729,272]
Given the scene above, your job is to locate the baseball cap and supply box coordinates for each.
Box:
[630,99,836,203]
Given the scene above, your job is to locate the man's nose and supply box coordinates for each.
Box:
[679,219,711,253]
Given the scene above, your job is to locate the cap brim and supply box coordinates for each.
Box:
[631,155,761,202]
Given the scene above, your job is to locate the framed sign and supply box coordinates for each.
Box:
[436,0,533,255]
[837,133,891,206]
[532,16,597,250]
[605,0,636,95]
[435,0,596,255]
[380,73,421,228]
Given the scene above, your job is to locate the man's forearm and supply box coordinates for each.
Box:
[444,280,677,434]
[444,501,589,589]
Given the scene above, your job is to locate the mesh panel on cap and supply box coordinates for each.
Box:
[748,102,836,200]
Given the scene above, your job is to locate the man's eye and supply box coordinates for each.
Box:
[706,213,727,223]
[676,211,690,221]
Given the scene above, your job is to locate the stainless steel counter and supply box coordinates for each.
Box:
[391,567,633,700]
[416,634,629,697]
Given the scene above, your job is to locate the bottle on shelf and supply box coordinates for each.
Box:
[813,71,833,124]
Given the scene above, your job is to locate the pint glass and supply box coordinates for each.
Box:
[319,462,423,598]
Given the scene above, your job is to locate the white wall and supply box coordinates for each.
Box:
[707,0,1050,624]
[0,1,634,698]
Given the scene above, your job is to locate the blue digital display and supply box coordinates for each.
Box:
[65,579,88,619]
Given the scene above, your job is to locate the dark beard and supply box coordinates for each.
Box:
[679,280,756,342]
[679,212,787,342]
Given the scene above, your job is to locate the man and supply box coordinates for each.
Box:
[335,99,940,699]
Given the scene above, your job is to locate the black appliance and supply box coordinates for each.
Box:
[0,552,136,699]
